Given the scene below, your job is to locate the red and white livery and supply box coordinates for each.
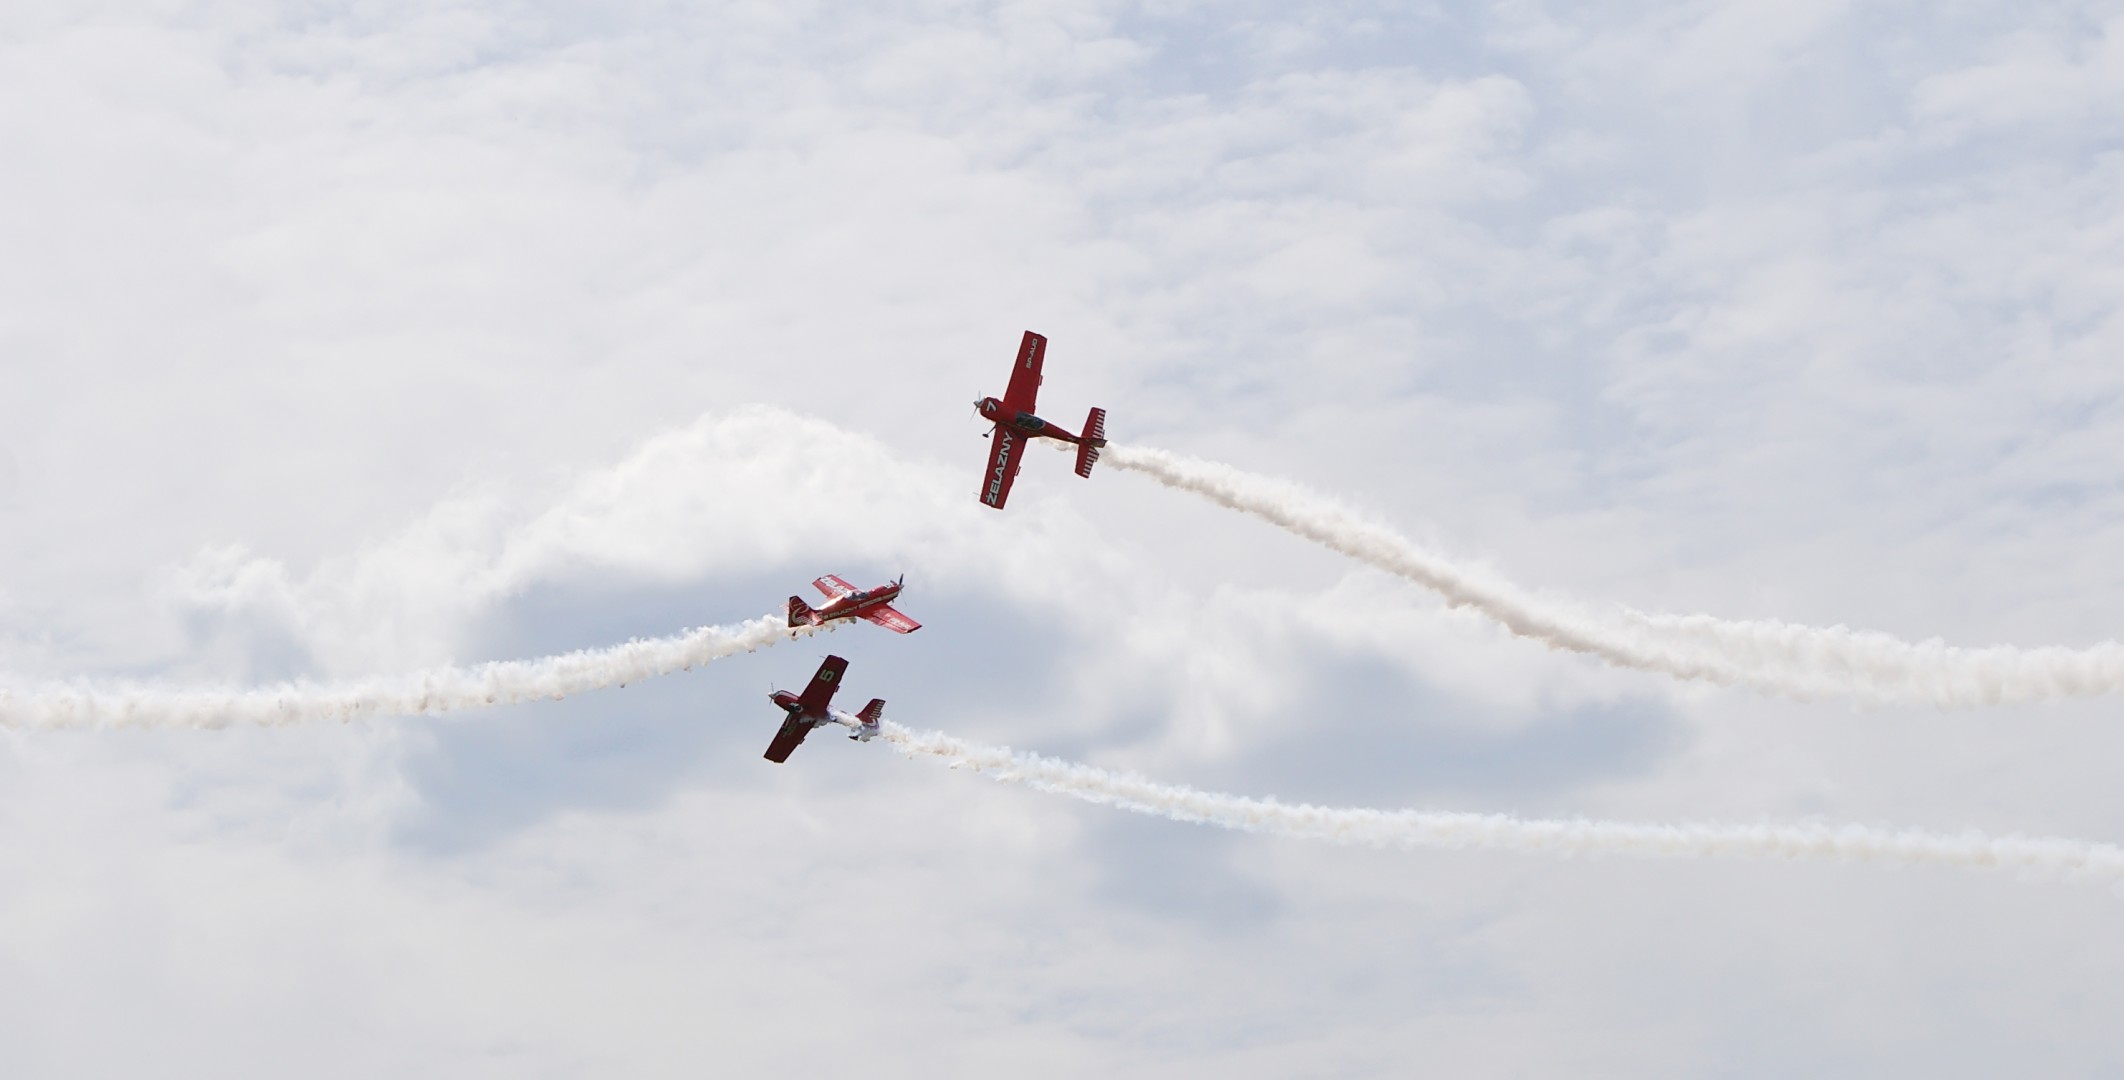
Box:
[786,574,921,634]
[974,330,1107,509]
[763,654,885,763]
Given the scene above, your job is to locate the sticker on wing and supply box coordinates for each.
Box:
[1001,330,1045,413]
[859,605,921,634]
[763,716,810,763]
[979,425,1023,509]
[812,575,857,599]
[795,655,848,714]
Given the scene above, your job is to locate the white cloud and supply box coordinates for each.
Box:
[5,0,2124,1074]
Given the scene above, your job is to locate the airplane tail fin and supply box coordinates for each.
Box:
[787,595,817,627]
[851,698,885,741]
[1075,407,1106,478]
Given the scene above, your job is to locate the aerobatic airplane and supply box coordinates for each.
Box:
[787,574,921,634]
[974,330,1107,509]
[763,654,884,763]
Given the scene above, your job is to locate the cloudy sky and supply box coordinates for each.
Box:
[4,0,2124,1074]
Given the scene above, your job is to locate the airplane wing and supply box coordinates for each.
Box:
[763,715,811,763]
[860,605,921,634]
[813,575,858,599]
[795,654,849,715]
[978,425,1023,509]
[1001,330,1045,414]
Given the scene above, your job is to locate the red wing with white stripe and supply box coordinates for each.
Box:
[859,605,921,634]
[813,575,858,599]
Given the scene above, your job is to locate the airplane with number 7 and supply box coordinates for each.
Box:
[763,654,884,763]
[974,330,1107,509]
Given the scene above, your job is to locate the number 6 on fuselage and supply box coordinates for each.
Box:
[974,331,1108,509]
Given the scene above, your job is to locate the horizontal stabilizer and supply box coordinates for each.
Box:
[1074,407,1106,478]
[847,698,885,742]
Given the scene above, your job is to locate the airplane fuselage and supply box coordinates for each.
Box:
[977,397,1084,445]
[767,689,837,740]
[812,581,905,623]
[788,575,921,634]
[766,689,878,741]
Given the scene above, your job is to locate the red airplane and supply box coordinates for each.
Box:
[764,654,884,763]
[975,330,1107,509]
[787,574,921,634]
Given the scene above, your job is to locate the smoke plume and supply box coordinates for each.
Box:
[0,615,816,729]
[1107,444,2124,705]
[883,722,2124,885]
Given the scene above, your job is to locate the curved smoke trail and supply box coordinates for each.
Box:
[1105,444,2124,706]
[0,614,819,729]
[881,722,2124,885]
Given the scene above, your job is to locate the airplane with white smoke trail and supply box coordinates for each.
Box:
[764,654,884,763]
[19,427,2124,722]
[786,573,921,635]
[975,330,1108,509]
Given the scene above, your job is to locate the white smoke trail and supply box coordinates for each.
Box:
[0,615,823,729]
[881,722,2124,885]
[1103,445,1785,691]
[1617,610,2124,707]
[1105,444,2124,706]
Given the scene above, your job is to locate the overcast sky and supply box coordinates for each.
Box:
[4,1,2124,1075]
